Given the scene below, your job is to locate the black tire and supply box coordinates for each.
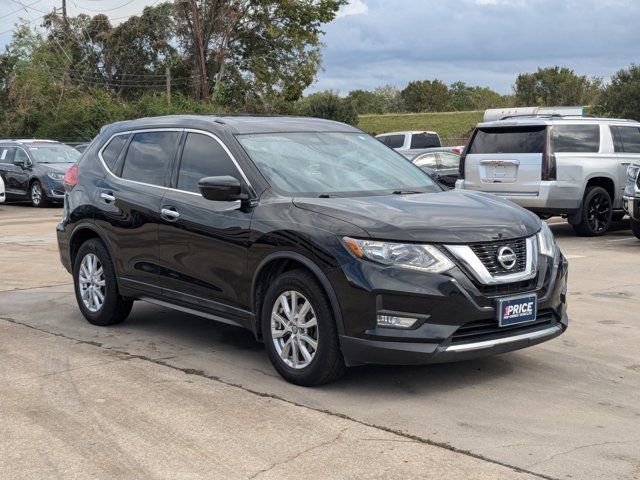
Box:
[30,181,50,208]
[632,219,640,240]
[572,186,612,237]
[261,269,346,386]
[73,239,133,326]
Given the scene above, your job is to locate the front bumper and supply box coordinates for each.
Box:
[623,195,639,221]
[332,250,568,366]
[42,177,66,202]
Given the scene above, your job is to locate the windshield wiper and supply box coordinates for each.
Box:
[392,190,423,195]
[318,193,342,198]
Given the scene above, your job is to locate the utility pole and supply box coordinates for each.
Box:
[190,0,209,102]
[166,66,171,104]
[61,0,70,85]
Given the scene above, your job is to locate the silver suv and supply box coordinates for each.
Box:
[457,116,640,236]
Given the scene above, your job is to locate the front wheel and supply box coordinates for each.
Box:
[572,186,612,237]
[262,269,346,386]
[632,218,640,240]
[73,239,133,326]
[30,181,49,208]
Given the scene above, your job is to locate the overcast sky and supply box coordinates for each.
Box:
[1,0,639,95]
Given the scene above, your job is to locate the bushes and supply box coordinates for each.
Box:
[295,91,358,125]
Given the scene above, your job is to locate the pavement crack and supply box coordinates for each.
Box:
[526,441,637,469]
[248,426,350,479]
[0,316,560,480]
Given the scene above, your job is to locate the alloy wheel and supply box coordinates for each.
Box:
[270,290,319,369]
[587,192,611,233]
[78,253,106,312]
[31,183,42,206]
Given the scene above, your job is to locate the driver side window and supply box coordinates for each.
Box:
[15,149,31,166]
[177,133,243,194]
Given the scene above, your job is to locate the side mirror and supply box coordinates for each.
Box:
[198,176,247,202]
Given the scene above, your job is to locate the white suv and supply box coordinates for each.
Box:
[457,115,640,236]
[376,131,442,151]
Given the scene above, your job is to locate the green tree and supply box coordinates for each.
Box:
[345,89,380,114]
[514,66,601,106]
[400,79,451,112]
[296,91,357,125]
[592,64,640,120]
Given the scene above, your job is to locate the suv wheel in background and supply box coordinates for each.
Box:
[73,239,133,326]
[632,219,640,240]
[30,181,49,208]
[261,269,346,386]
[572,186,612,237]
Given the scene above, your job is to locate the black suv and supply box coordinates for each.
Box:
[0,140,81,207]
[56,116,569,386]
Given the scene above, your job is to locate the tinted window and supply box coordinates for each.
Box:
[468,127,547,154]
[617,126,640,153]
[121,131,179,186]
[0,146,16,163]
[552,125,600,153]
[177,133,242,193]
[384,135,405,149]
[413,153,438,168]
[611,127,625,153]
[101,134,129,171]
[438,152,461,168]
[410,133,441,149]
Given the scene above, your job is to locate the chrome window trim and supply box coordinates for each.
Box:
[444,236,538,285]
[97,127,256,198]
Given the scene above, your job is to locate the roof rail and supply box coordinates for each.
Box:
[498,113,572,121]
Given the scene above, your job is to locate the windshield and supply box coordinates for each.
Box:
[237,132,439,197]
[27,144,81,164]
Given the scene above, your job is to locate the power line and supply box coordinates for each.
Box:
[70,0,139,13]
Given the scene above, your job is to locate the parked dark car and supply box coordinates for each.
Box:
[405,151,461,189]
[0,140,80,207]
[56,116,568,386]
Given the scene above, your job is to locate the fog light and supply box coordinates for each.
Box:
[377,314,419,329]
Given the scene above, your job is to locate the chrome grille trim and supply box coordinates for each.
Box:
[444,236,538,285]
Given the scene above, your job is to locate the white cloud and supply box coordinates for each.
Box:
[337,0,369,18]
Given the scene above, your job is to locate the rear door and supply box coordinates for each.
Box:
[464,125,547,194]
[94,129,181,296]
[157,131,254,323]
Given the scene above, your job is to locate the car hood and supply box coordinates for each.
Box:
[39,163,75,174]
[293,190,541,244]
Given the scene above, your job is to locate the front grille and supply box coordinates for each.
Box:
[469,238,527,276]
[450,309,558,345]
[476,277,538,297]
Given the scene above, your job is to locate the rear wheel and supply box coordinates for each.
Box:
[261,269,346,386]
[572,186,612,237]
[632,219,640,240]
[30,181,49,208]
[73,239,133,326]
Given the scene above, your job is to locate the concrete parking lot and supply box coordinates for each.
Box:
[1,203,638,480]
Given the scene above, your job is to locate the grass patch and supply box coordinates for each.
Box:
[358,110,483,145]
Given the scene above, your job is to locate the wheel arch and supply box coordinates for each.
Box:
[69,223,116,271]
[251,252,345,341]
[584,175,616,202]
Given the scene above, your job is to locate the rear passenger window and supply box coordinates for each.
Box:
[552,125,600,153]
[617,126,640,153]
[468,127,546,154]
[0,147,16,163]
[101,134,129,171]
[384,135,405,149]
[177,133,242,193]
[410,133,441,149]
[611,127,625,153]
[121,131,180,186]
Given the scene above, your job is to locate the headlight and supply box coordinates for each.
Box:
[342,237,454,273]
[47,172,64,181]
[537,222,557,258]
[627,164,640,181]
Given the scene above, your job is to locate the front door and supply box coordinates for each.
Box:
[157,131,254,323]
[612,125,640,206]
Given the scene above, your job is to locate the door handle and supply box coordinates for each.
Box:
[621,161,631,166]
[100,192,116,203]
[161,207,180,222]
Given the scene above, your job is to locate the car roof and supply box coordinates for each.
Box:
[101,115,362,136]
[0,139,61,146]
[477,116,640,129]
[376,130,438,136]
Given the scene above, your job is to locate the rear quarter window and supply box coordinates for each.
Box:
[101,134,130,171]
[468,126,546,154]
[410,133,441,149]
[552,125,600,153]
